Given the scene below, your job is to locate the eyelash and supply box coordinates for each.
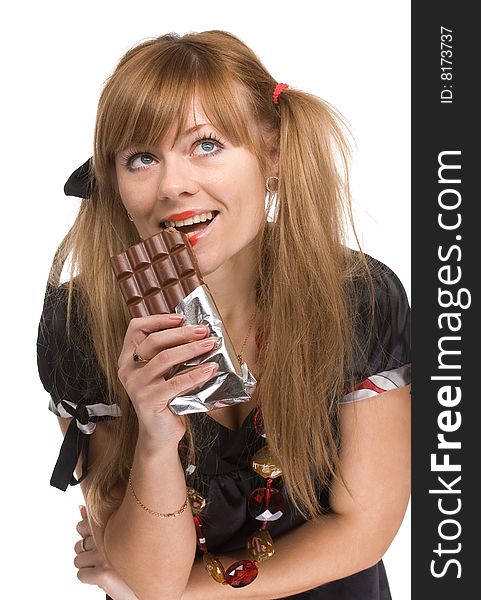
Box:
[193,132,225,155]
[121,132,225,172]
[121,153,154,172]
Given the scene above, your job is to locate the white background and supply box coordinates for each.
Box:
[1,1,410,598]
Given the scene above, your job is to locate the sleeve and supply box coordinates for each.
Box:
[341,258,411,403]
[37,282,121,491]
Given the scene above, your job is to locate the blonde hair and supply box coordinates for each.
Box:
[48,31,372,524]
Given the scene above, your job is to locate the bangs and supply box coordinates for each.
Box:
[95,41,259,166]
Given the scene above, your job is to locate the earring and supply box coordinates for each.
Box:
[265,176,279,193]
[127,213,134,222]
[264,177,279,223]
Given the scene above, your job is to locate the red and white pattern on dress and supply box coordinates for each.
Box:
[341,364,411,403]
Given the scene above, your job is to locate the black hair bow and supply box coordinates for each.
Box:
[64,158,94,198]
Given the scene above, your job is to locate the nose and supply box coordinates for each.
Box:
[156,155,199,200]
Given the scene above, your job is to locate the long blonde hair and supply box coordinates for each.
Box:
[48,31,371,524]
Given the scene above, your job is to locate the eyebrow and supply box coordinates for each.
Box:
[116,122,216,157]
[183,122,212,136]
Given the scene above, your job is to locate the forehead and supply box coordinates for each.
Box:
[171,97,220,137]
[114,82,258,151]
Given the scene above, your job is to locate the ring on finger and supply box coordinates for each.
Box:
[133,350,149,364]
[80,536,87,552]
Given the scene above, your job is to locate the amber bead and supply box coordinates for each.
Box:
[251,446,282,479]
[247,529,275,562]
[187,488,206,515]
[248,487,285,521]
[203,552,226,583]
[224,560,259,587]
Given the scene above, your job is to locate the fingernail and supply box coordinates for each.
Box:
[169,314,185,322]
[193,325,208,334]
[201,363,219,374]
[200,337,216,347]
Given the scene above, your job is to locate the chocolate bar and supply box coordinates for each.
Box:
[110,228,257,414]
[110,228,203,318]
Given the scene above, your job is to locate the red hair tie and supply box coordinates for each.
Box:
[272,83,289,105]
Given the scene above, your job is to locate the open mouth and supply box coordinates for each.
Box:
[162,211,219,236]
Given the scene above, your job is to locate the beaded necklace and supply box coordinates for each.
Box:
[187,411,284,588]
[186,310,285,588]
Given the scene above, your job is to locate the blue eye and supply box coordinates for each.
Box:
[124,153,156,171]
[193,135,223,157]
[134,154,154,167]
[203,141,216,152]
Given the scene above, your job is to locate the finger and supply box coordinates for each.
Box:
[161,362,220,403]
[122,314,186,357]
[142,337,219,379]
[76,519,92,538]
[74,539,84,555]
[127,361,219,413]
[74,534,95,555]
[132,324,213,365]
[77,565,103,586]
[74,548,101,569]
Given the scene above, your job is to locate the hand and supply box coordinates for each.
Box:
[117,314,219,444]
[75,505,139,600]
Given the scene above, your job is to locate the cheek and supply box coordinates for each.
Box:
[116,172,132,207]
[117,177,150,214]
[224,162,265,213]
[244,172,266,216]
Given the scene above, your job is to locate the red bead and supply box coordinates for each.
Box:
[224,560,259,587]
[193,515,207,552]
[248,487,285,521]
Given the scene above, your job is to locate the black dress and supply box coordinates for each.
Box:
[37,257,410,599]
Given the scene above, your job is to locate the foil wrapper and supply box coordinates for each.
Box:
[167,284,257,415]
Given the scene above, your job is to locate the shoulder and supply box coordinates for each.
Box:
[349,253,410,314]
[37,280,106,403]
[342,252,411,401]
[348,253,410,338]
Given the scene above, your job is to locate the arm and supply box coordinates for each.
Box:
[75,505,139,600]
[181,385,411,599]
[56,314,219,600]
[60,416,196,600]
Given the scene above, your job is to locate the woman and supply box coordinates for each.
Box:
[37,31,411,599]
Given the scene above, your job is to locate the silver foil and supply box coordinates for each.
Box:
[167,284,257,415]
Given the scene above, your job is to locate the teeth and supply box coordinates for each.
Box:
[163,211,215,228]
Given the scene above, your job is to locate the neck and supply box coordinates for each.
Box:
[203,246,259,332]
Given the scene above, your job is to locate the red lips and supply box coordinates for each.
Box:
[166,210,197,221]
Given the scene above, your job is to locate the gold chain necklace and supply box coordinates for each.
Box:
[235,305,259,365]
